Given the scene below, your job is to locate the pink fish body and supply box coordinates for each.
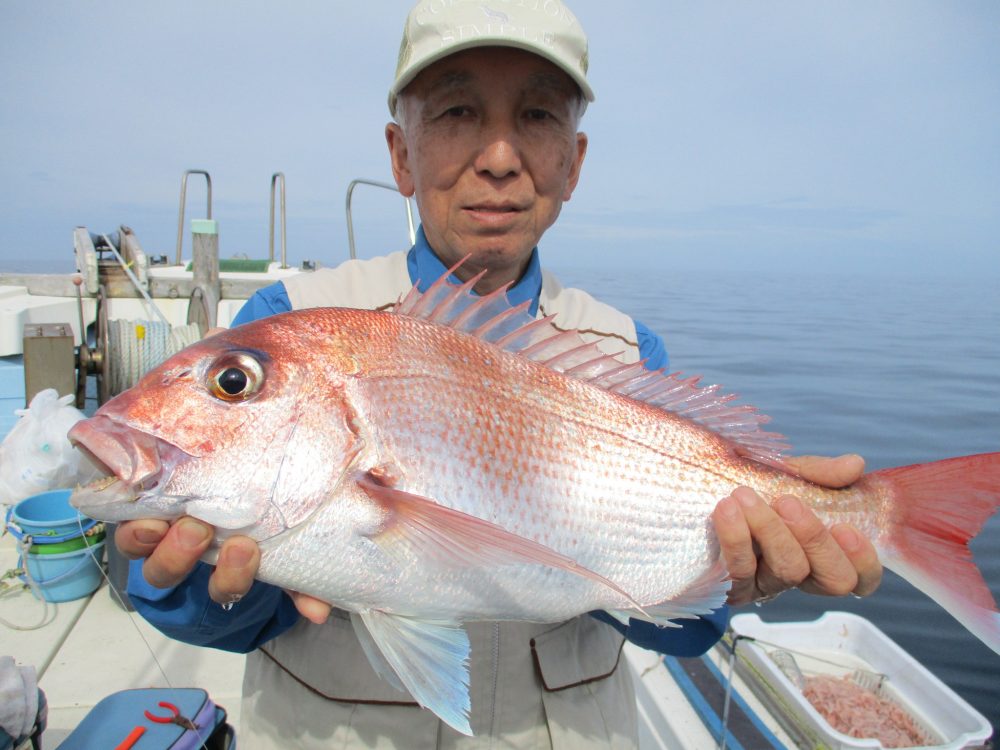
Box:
[69,269,1000,734]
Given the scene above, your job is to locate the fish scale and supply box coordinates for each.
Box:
[68,266,1000,736]
[354,335,721,603]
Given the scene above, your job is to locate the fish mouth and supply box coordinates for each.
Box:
[68,415,192,521]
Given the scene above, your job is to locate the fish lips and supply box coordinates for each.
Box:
[68,415,191,521]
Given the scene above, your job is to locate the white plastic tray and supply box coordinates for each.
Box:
[729,612,992,750]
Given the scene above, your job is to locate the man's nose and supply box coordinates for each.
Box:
[473,123,523,178]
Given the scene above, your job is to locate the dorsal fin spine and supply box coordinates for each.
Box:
[563,352,625,378]
[396,285,422,315]
[541,341,601,370]
[448,284,511,333]
[428,273,484,324]
[519,329,579,360]
[493,315,557,351]
[391,263,790,466]
[471,299,533,340]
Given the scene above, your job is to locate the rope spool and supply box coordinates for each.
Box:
[106,319,201,396]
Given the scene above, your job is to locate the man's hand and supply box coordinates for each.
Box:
[711,454,883,606]
[115,518,332,624]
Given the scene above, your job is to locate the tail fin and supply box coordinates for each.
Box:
[873,452,1000,655]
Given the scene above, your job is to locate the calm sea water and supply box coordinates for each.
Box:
[556,265,1000,734]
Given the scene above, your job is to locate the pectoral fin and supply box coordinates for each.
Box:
[355,470,646,611]
[353,609,473,736]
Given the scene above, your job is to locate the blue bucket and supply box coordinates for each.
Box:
[7,489,105,602]
[21,539,106,602]
[9,489,97,541]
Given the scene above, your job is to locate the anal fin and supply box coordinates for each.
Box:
[354,609,473,736]
[609,557,730,628]
[350,611,407,693]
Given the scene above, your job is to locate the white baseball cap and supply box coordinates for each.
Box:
[389,0,595,116]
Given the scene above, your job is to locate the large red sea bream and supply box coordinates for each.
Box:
[69,268,1000,735]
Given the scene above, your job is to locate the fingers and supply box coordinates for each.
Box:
[713,487,883,606]
[828,524,882,597]
[137,517,214,589]
[716,488,808,605]
[289,591,332,625]
[207,536,261,604]
[118,518,267,607]
[115,519,171,559]
[712,495,758,605]
[786,454,865,488]
[771,495,857,597]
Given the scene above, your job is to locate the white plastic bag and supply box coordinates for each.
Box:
[0,389,101,506]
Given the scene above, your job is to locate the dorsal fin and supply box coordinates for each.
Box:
[394,259,790,468]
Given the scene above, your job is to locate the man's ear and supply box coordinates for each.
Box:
[562,131,588,201]
[386,123,415,197]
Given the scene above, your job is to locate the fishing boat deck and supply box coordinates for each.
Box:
[1,534,245,746]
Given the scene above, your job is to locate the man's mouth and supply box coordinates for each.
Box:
[464,203,526,224]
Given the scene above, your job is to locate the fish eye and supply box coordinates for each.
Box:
[218,368,247,395]
[207,353,265,402]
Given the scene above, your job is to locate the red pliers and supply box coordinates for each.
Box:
[117,700,201,749]
[144,700,199,731]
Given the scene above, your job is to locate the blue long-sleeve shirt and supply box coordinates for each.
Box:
[128,232,728,655]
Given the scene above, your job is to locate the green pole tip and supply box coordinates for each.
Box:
[191,219,218,235]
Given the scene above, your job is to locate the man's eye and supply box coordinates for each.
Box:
[444,105,470,117]
[526,109,553,121]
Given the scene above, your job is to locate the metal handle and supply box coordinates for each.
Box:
[345,179,416,260]
[174,169,212,265]
[269,172,287,268]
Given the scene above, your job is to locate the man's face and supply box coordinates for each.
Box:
[386,47,588,291]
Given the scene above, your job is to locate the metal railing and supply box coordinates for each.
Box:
[269,172,287,268]
[174,170,212,265]
[345,179,416,260]
[172,171,411,266]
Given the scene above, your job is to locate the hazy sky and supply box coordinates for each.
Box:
[1,1,998,277]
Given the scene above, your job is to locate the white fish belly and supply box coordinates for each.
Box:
[255,462,726,621]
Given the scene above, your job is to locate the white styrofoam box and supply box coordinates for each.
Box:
[729,612,992,750]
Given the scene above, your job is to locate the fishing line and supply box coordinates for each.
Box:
[101,234,171,328]
[74,512,175,690]
[717,636,741,750]
[710,632,893,750]
[81,514,218,750]
[732,634,888,683]
[0,532,52,630]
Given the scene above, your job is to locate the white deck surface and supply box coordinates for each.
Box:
[1,534,245,747]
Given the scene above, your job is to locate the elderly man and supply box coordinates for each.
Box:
[117,1,881,747]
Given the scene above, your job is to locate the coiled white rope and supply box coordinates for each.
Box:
[107,320,202,396]
[98,232,205,396]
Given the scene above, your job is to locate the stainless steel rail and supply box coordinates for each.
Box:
[269,172,288,268]
[174,169,212,265]
[345,179,416,260]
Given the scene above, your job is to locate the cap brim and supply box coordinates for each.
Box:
[389,39,595,116]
